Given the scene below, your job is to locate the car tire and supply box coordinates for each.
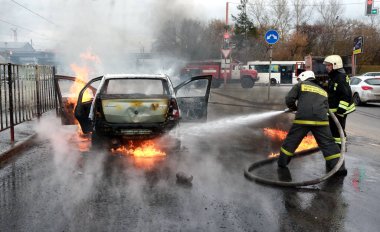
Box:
[241,77,254,88]
[91,131,107,150]
[270,78,277,86]
[353,93,364,106]
[211,80,222,88]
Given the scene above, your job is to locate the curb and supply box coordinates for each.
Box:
[0,133,38,163]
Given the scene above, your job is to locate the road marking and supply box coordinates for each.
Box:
[369,143,380,147]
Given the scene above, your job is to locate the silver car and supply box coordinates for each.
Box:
[350,75,380,105]
[55,74,212,149]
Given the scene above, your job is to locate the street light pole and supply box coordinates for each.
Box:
[242,0,248,63]
[226,2,229,25]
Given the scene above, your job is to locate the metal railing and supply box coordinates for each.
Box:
[0,63,57,142]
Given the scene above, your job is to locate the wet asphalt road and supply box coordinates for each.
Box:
[1,85,380,232]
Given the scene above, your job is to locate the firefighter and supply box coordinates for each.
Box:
[323,55,355,149]
[278,71,347,175]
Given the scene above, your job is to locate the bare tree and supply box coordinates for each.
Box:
[292,0,313,31]
[270,0,292,39]
[315,0,344,53]
[247,0,270,30]
[315,0,344,28]
[202,20,226,59]
[365,14,380,29]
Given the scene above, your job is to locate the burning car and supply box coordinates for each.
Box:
[55,74,212,149]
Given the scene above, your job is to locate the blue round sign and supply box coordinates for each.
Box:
[265,30,279,44]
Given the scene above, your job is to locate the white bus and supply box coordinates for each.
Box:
[247,60,305,85]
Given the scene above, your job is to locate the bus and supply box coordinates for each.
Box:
[247,60,305,85]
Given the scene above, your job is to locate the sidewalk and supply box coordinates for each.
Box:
[0,118,39,162]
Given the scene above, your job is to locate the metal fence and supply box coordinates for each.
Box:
[0,63,57,142]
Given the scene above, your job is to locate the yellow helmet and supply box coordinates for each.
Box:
[323,55,343,69]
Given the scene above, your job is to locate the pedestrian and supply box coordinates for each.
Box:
[323,55,355,149]
[277,71,347,175]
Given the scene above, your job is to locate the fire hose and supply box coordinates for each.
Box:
[244,109,345,187]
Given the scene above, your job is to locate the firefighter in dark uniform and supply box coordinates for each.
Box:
[323,55,355,148]
[278,71,347,175]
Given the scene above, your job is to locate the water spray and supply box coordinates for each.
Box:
[175,110,284,185]
[244,109,346,187]
[179,111,284,137]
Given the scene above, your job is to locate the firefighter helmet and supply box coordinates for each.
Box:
[323,55,343,69]
[297,70,315,82]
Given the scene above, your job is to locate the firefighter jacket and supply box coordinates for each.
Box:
[327,69,356,115]
[285,78,329,126]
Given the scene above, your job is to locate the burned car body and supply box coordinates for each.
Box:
[55,74,212,148]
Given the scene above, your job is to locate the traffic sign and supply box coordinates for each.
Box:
[221,49,231,59]
[353,36,364,55]
[265,30,279,45]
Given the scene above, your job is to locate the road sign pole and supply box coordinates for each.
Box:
[264,29,279,100]
[224,59,227,88]
[268,45,273,100]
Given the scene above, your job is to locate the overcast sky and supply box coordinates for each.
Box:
[0,0,377,51]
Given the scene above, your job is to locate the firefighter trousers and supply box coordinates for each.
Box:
[277,123,342,169]
[329,114,347,149]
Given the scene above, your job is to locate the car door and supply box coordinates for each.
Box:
[54,75,97,125]
[174,75,212,122]
[74,76,103,134]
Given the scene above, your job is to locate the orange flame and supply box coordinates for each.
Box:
[69,64,92,104]
[113,140,166,158]
[76,134,91,152]
[69,50,101,149]
[263,128,317,157]
[112,140,166,169]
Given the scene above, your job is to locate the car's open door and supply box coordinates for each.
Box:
[74,76,103,134]
[54,75,97,125]
[174,75,212,122]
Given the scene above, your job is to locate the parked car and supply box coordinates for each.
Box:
[55,74,212,149]
[350,75,380,105]
[360,72,380,77]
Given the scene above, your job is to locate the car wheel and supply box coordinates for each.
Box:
[353,93,363,106]
[241,77,254,88]
[270,78,277,86]
[211,80,222,88]
[91,131,107,150]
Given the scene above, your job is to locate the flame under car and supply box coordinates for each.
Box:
[55,74,212,150]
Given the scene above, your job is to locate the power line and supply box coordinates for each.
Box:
[0,18,52,40]
[247,1,380,7]
[10,0,59,27]
[0,18,35,33]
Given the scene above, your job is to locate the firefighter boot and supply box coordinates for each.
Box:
[326,159,347,176]
[277,153,291,168]
[277,167,292,182]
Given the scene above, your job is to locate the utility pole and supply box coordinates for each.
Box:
[242,0,248,63]
[242,0,247,40]
[226,2,229,25]
[11,28,17,42]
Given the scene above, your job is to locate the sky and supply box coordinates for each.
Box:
[0,0,378,51]
[0,0,378,75]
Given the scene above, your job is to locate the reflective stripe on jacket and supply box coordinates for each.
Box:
[327,69,356,115]
[285,79,329,125]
